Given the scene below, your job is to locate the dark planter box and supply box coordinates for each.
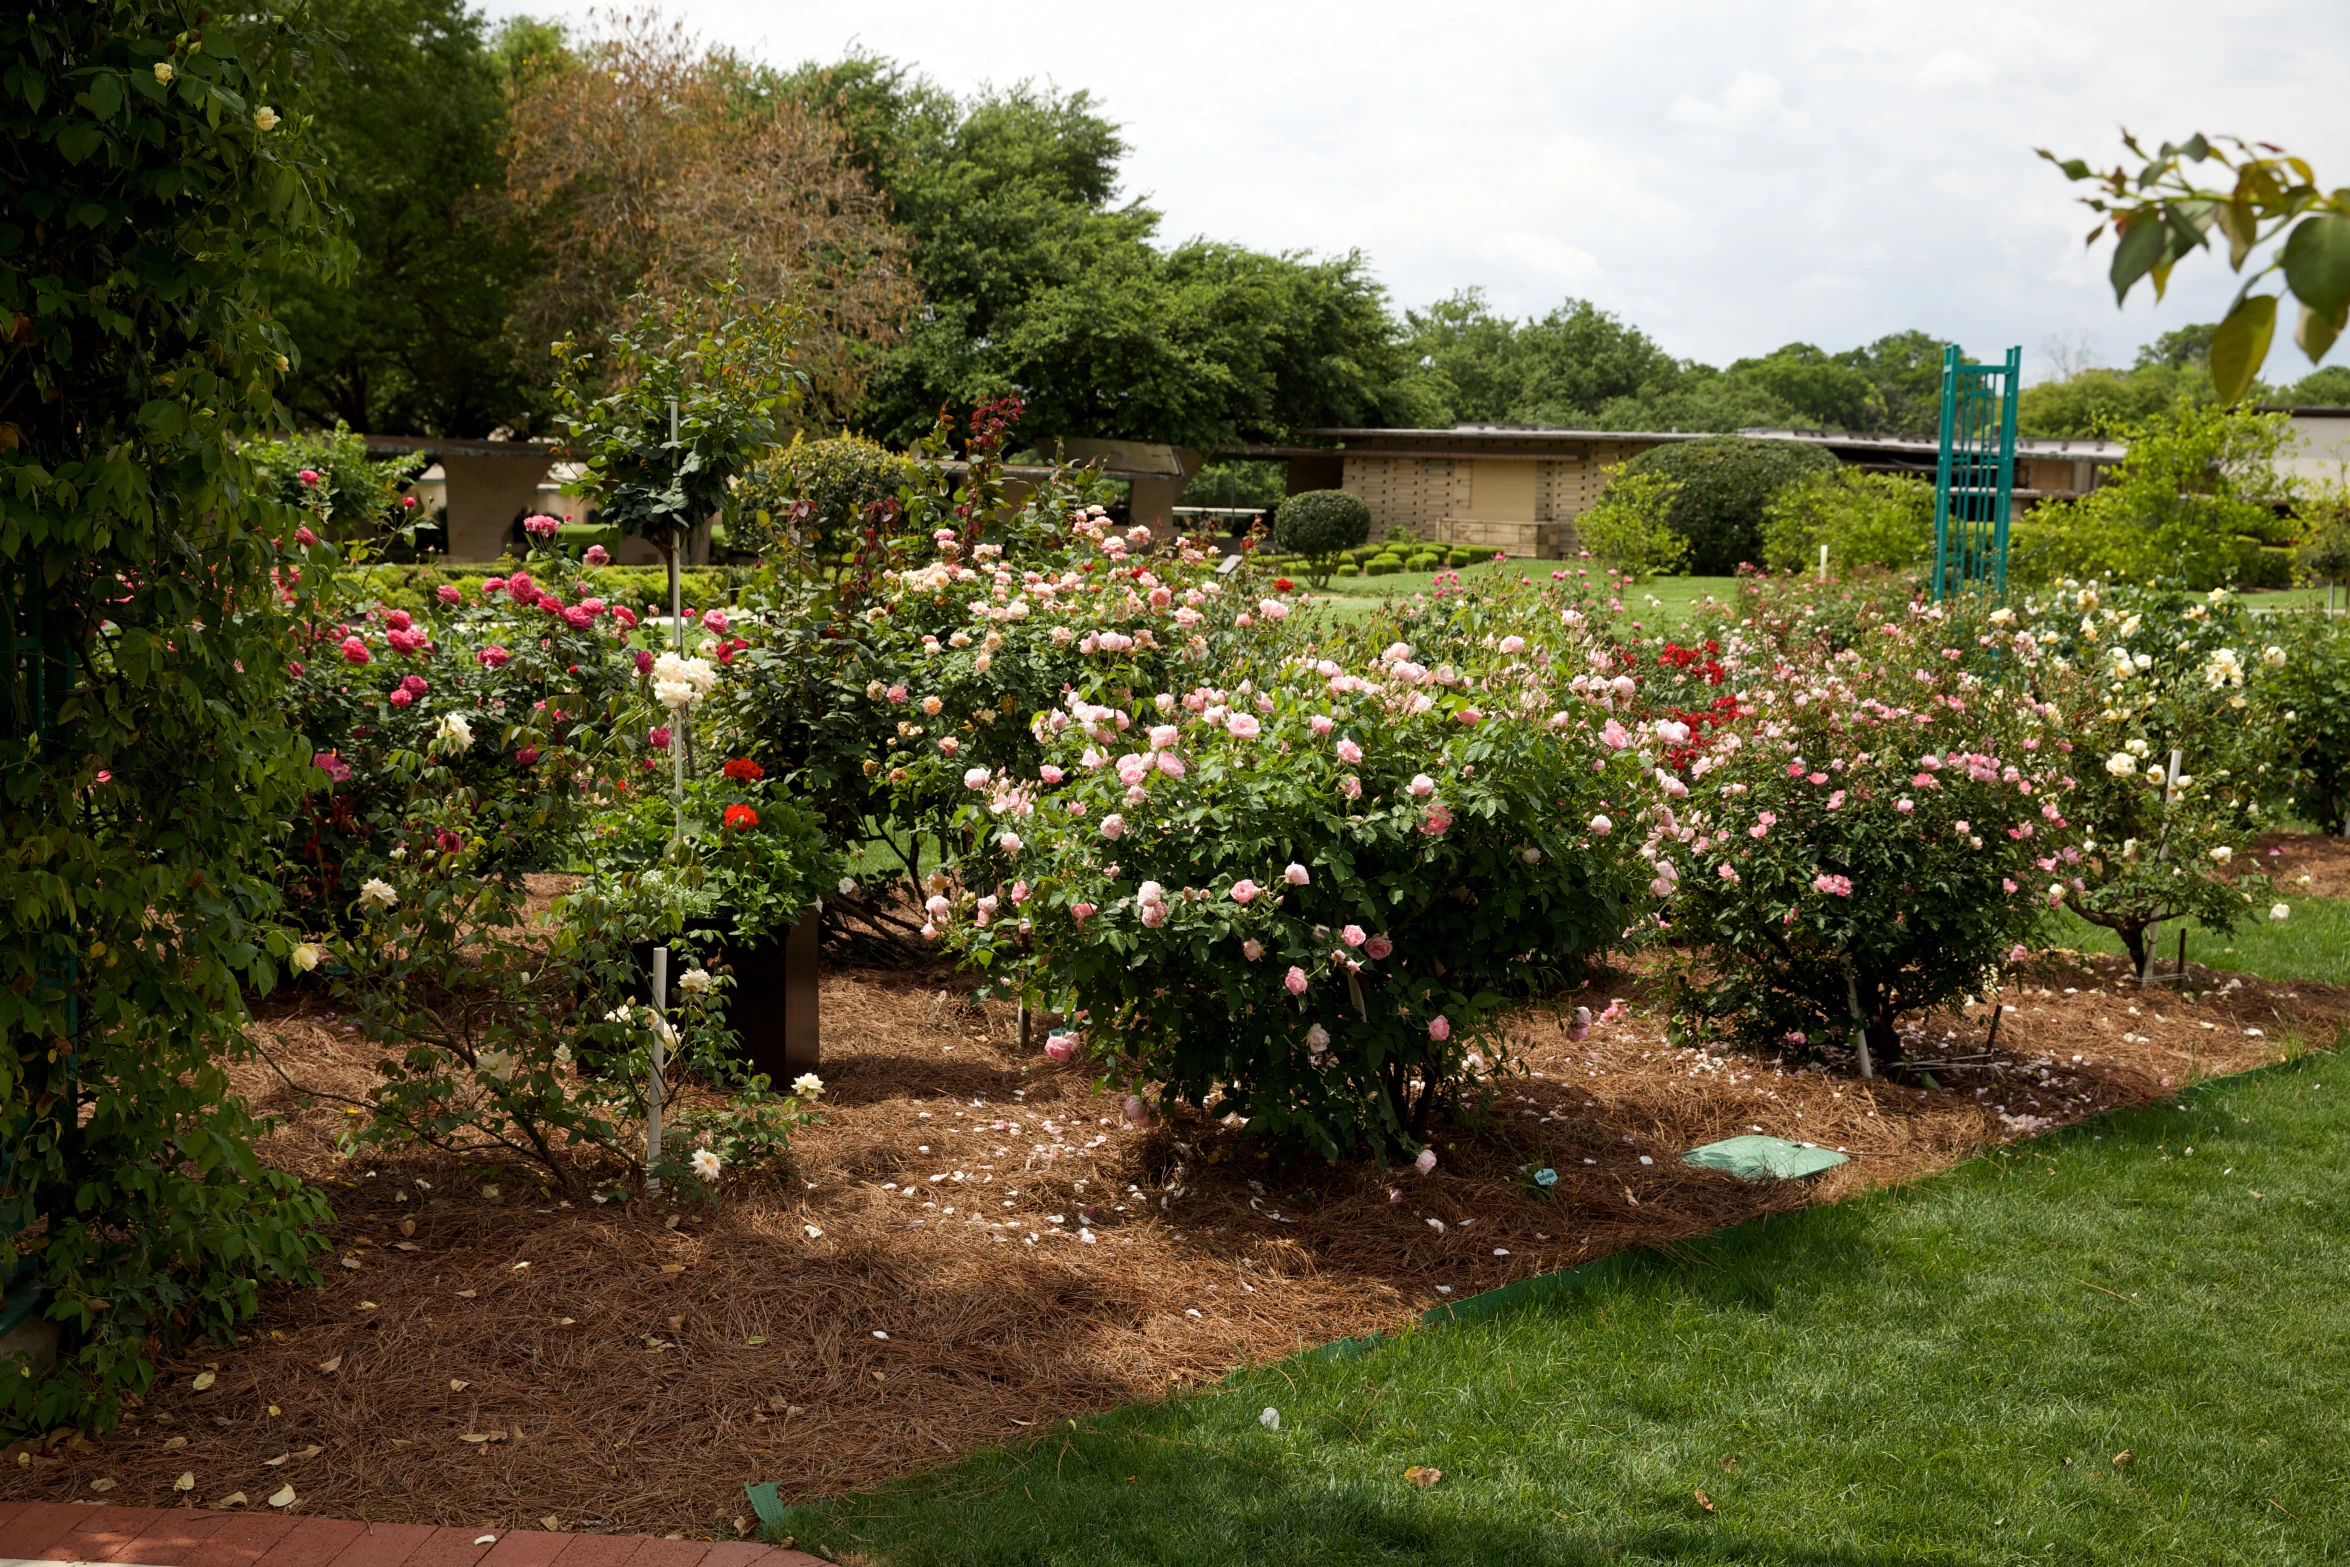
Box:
[630,913,819,1082]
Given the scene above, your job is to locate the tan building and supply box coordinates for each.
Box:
[1246,425,2126,560]
[2264,405,2350,486]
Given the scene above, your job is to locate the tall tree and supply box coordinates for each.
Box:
[507,14,916,426]
[783,53,1415,448]
[270,0,540,436]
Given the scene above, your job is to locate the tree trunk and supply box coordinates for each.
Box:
[2116,921,2148,974]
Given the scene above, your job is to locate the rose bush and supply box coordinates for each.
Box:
[1654,599,2078,1068]
[942,578,1659,1161]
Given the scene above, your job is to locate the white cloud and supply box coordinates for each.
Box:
[1668,69,1808,133]
[1915,49,1992,89]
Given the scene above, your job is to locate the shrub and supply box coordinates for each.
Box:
[1759,470,1934,577]
[4,0,340,1432]
[2009,405,2300,589]
[244,422,424,543]
[734,433,929,563]
[1577,465,1692,582]
[1335,563,1360,578]
[1988,583,2291,967]
[1365,557,1402,577]
[1657,605,2076,1069]
[944,584,1659,1160]
[1272,490,1373,587]
[1407,551,1442,570]
[2265,610,2350,833]
[1619,436,1840,575]
[1446,547,1480,568]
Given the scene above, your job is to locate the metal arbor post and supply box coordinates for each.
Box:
[1931,344,2021,602]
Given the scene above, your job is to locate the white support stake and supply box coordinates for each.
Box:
[2142,749,2183,985]
[1818,543,1829,582]
[647,945,668,1194]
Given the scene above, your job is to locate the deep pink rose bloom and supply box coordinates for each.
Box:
[339,636,371,665]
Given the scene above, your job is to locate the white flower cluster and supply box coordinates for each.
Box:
[652,651,719,710]
[432,712,474,753]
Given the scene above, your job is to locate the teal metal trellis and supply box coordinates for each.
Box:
[1930,344,2020,602]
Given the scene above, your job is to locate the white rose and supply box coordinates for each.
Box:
[791,1072,825,1098]
[690,1148,723,1182]
[358,877,398,911]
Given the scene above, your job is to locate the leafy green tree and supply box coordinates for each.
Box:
[2011,404,2300,588]
[3,0,341,1430]
[1575,466,1689,581]
[269,0,541,436]
[1619,437,1840,575]
[2041,132,2348,402]
[1760,470,1934,575]
[1723,343,1883,432]
[782,53,1414,448]
[2280,365,2350,405]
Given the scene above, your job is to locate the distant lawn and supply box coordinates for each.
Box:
[1302,564,1736,628]
[775,1047,2350,1566]
[2050,896,2350,990]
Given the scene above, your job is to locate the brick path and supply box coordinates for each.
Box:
[0,1503,825,1567]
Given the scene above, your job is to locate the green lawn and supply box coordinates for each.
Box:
[1302,565,1736,627]
[2051,896,2350,989]
[774,1047,2350,1565]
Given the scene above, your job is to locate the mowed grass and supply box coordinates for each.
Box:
[1304,565,1736,627]
[777,1052,2350,1565]
[2051,896,2350,989]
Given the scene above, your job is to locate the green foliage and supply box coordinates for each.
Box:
[781,55,1418,447]
[1271,490,1371,586]
[551,280,803,548]
[2282,364,2350,404]
[2041,131,2350,402]
[2264,611,2350,832]
[1399,293,1955,437]
[1575,465,1690,582]
[269,0,543,437]
[733,434,927,563]
[2,0,343,1431]
[2011,404,2301,589]
[1619,437,1839,576]
[1179,460,1286,512]
[587,762,835,944]
[242,422,422,539]
[1759,470,1934,575]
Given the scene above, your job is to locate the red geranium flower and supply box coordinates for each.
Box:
[1272,578,1295,592]
[722,757,766,782]
[723,803,758,830]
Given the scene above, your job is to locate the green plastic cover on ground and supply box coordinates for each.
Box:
[1682,1134,1849,1181]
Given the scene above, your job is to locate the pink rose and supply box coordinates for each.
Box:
[701,609,729,634]
[1365,934,1392,960]
[1586,814,1612,836]
[561,604,596,631]
[648,726,672,751]
[1100,814,1125,839]
[1427,1015,1451,1041]
[937,737,960,755]
[1310,714,1334,736]
[1407,774,1435,798]
[584,544,611,567]
[476,645,511,669]
[1242,939,1265,961]
[481,577,506,597]
[611,605,639,630]
[505,571,535,599]
[400,674,428,696]
[436,584,463,606]
[1230,880,1259,904]
[1812,873,1853,897]
[1039,764,1065,784]
[1414,1148,1438,1177]
[1228,714,1262,740]
[515,747,540,766]
[388,687,413,707]
[1336,738,1363,764]
[385,610,413,632]
[1071,902,1097,925]
[339,636,371,665]
[1340,924,1366,947]
[1284,966,1308,995]
[294,524,318,546]
[297,468,320,487]
[1284,863,1310,886]
[522,513,561,539]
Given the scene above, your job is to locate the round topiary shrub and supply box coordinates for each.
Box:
[735,434,928,561]
[1445,547,1479,567]
[1335,563,1360,577]
[1618,435,1839,576]
[1407,552,1441,570]
[1365,557,1401,577]
[1272,490,1373,585]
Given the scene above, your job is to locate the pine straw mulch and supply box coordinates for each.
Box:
[12,951,2349,1537]
[2254,829,2350,899]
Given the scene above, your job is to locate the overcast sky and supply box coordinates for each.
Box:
[485,0,2346,384]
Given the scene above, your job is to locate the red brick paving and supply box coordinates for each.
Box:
[0,1506,826,1567]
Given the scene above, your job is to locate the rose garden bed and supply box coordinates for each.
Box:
[11,940,2340,1536]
